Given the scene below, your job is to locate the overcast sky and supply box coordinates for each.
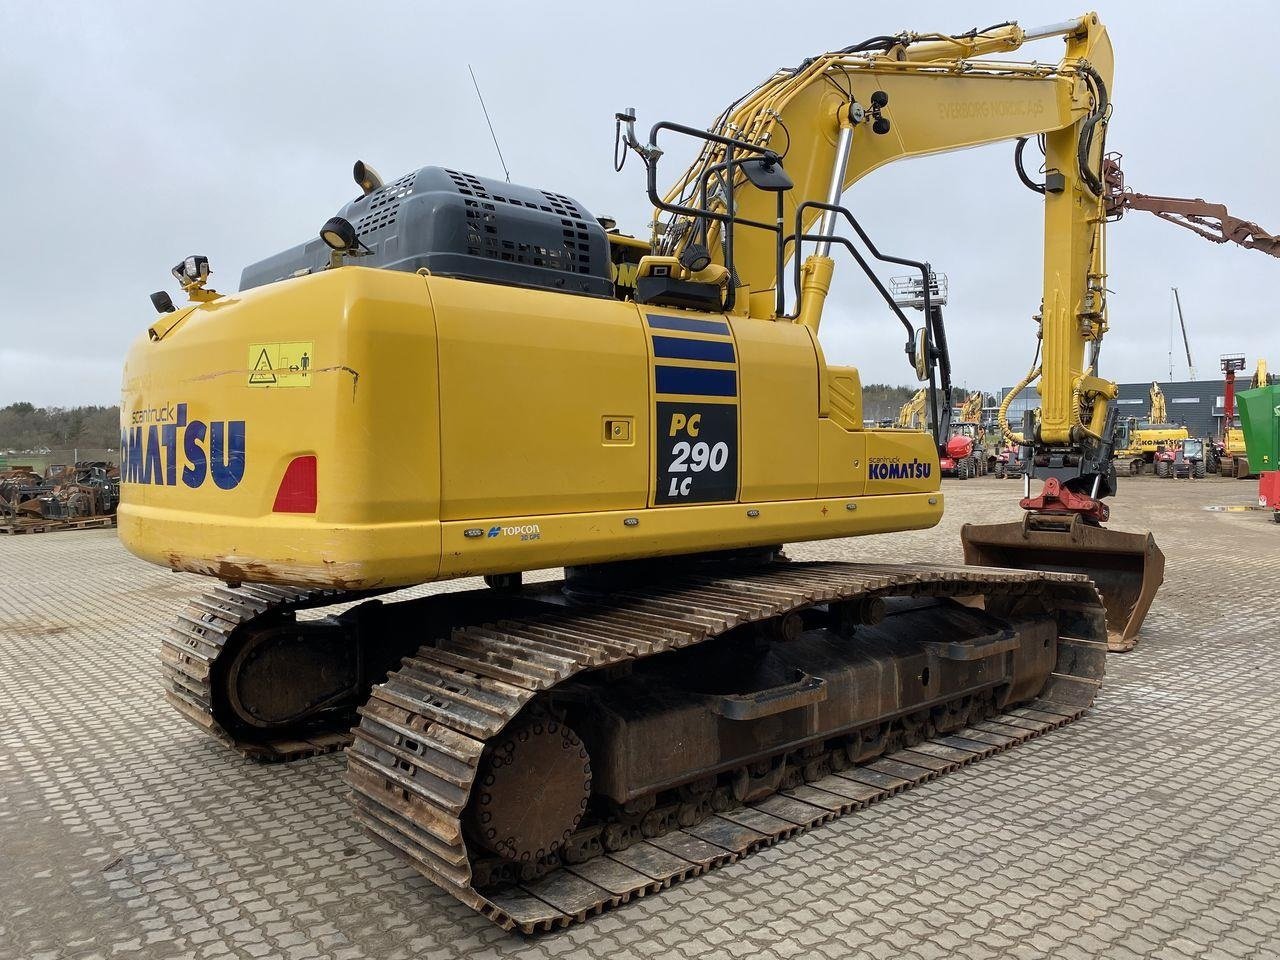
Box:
[3,1,1277,407]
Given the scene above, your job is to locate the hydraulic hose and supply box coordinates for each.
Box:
[1076,65,1109,197]
[1071,365,1104,442]
[1014,137,1046,194]
[999,363,1041,445]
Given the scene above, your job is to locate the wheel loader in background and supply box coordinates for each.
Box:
[123,13,1276,931]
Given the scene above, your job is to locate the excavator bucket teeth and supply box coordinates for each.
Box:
[960,518,1165,652]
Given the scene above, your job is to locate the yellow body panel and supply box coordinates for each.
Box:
[431,278,649,519]
[119,267,944,589]
[730,316,818,502]
[120,269,443,586]
[1225,427,1247,457]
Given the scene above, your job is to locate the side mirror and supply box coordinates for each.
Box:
[913,327,930,381]
[740,156,793,192]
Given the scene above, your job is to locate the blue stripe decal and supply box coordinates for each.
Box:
[655,365,738,398]
[647,314,732,336]
[651,335,736,363]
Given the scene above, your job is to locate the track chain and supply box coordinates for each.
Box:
[346,561,1107,932]
[160,583,367,761]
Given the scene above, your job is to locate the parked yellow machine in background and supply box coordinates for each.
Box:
[1221,358,1269,477]
[896,388,927,429]
[121,13,1189,931]
[1113,383,1190,475]
[958,392,983,425]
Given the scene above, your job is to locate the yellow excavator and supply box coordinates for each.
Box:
[125,13,1222,931]
[958,392,984,425]
[1113,383,1190,475]
[896,388,927,429]
[1149,382,1168,425]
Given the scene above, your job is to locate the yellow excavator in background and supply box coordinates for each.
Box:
[959,392,984,425]
[896,388,927,429]
[1149,382,1167,424]
[123,13,1270,931]
[1113,383,1190,475]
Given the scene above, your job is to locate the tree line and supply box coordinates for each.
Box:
[862,384,982,423]
[0,403,121,451]
[1,389,990,451]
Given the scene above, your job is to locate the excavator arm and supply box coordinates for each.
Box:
[1104,156,1280,257]
[618,13,1168,646]
[1149,382,1167,424]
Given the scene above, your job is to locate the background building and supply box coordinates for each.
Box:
[997,379,1235,439]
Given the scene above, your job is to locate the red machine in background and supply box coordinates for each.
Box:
[1153,438,1211,479]
[939,425,985,479]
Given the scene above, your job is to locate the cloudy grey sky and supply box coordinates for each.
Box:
[2,1,1277,406]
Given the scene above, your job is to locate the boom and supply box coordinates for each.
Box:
[1105,157,1280,257]
[624,14,1117,505]
[1148,382,1167,424]
[897,388,927,429]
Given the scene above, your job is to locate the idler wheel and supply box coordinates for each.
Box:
[470,716,591,862]
[223,621,355,730]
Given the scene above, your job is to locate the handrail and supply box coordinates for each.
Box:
[787,200,952,446]
[645,120,789,314]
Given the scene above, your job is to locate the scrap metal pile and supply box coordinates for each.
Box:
[0,461,120,533]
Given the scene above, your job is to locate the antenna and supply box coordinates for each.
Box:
[468,65,510,183]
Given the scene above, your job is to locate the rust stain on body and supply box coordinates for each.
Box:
[166,552,381,591]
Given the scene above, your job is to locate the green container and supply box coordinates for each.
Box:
[1237,384,1280,474]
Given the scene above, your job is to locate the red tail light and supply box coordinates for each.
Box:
[273,456,317,513]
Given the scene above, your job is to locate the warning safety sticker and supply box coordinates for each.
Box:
[247,341,314,388]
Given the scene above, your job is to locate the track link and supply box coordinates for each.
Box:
[347,561,1107,932]
[160,583,365,761]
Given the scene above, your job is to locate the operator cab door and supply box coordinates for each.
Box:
[642,308,819,507]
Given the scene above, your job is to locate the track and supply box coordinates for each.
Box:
[160,583,364,760]
[346,561,1107,932]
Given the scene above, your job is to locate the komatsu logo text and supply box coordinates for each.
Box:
[120,402,246,490]
[868,457,932,480]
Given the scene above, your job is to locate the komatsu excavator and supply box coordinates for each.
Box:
[1113,383,1190,475]
[126,13,1251,931]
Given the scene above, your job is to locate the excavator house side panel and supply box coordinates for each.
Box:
[432,277,651,520]
[120,267,948,588]
[729,315,820,503]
